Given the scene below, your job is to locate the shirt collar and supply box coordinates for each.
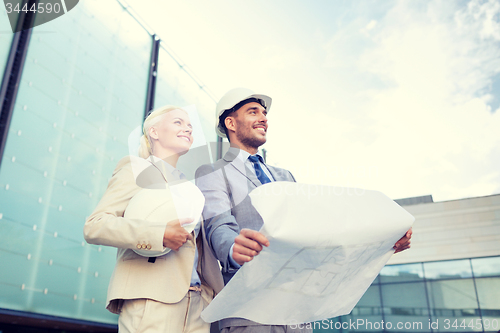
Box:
[230,148,264,164]
[149,155,185,181]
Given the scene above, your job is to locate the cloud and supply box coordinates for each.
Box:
[269,0,500,201]
[357,0,500,200]
[366,20,378,31]
[457,0,500,41]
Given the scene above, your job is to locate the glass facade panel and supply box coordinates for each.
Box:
[0,0,151,324]
[381,282,431,332]
[424,259,473,280]
[427,279,481,332]
[154,46,216,139]
[154,46,216,179]
[379,262,424,283]
[341,285,384,332]
[471,256,500,277]
[475,277,500,327]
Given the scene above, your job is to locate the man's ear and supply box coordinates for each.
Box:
[225,116,236,132]
[149,126,159,140]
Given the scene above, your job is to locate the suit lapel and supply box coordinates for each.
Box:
[223,149,261,188]
[241,163,261,187]
[267,165,282,181]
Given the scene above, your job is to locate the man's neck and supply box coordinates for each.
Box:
[229,142,258,155]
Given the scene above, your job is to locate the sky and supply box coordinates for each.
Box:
[125,0,499,202]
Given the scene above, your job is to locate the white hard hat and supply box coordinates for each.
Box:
[215,88,272,138]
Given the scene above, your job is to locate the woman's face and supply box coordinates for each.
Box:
[151,109,193,157]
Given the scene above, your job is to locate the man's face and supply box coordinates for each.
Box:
[229,102,268,149]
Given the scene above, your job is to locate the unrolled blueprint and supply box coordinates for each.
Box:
[201,182,414,325]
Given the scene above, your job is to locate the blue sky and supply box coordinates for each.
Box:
[124,0,500,202]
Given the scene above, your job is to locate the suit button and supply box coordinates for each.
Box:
[147,244,152,250]
[141,244,147,249]
[136,244,141,249]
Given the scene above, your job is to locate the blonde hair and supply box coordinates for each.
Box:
[138,105,184,159]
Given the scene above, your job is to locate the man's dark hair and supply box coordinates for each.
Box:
[219,98,265,140]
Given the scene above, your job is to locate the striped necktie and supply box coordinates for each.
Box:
[248,155,272,185]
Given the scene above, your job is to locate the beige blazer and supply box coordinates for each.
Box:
[84,156,224,314]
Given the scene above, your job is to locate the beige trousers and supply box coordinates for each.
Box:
[118,290,209,333]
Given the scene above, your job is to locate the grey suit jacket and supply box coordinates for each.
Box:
[195,148,295,327]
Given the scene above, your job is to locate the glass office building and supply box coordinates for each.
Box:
[1,1,499,333]
[0,0,217,331]
[312,194,500,333]
[313,256,500,333]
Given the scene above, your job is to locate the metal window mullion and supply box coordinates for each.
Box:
[421,262,435,333]
[469,258,485,333]
[0,8,37,169]
[143,35,160,119]
[377,279,386,333]
[216,136,223,160]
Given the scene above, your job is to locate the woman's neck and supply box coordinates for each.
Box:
[153,151,179,168]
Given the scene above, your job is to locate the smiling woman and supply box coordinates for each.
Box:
[83,104,223,333]
[140,106,193,164]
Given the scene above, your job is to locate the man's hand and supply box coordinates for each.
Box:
[232,228,270,266]
[163,218,193,251]
[393,227,412,254]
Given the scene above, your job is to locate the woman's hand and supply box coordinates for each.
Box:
[163,218,193,251]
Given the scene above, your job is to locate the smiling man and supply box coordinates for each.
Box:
[195,88,412,333]
[195,88,312,332]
